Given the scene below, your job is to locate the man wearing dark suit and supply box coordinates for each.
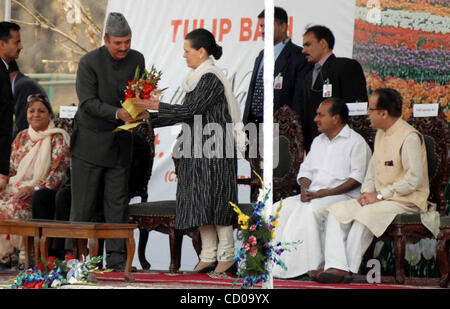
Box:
[242,7,311,125]
[301,25,368,152]
[70,12,145,271]
[9,60,48,137]
[0,22,22,182]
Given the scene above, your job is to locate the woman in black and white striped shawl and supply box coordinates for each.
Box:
[136,29,246,274]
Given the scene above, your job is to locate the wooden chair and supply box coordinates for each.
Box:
[437,216,450,287]
[126,121,197,273]
[347,115,376,151]
[128,122,155,203]
[350,113,449,284]
[254,105,305,203]
[53,116,74,135]
[273,105,305,202]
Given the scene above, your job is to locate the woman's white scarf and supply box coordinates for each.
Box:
[9,121,70,189]
[182,58,247,155]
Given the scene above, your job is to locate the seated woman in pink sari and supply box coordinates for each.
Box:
[0,94,70,270]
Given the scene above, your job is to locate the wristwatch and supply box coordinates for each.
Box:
[376,192,383,201]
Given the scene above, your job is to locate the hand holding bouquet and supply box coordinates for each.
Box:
[125,65,162,100]
[115,65,164,132]
[122,65,164,119]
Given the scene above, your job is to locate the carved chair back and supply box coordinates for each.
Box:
[407,113,449,216]
[347,115,376,151]
[128,122,155,202]
[272,105,304,202]
[244,105,304,203]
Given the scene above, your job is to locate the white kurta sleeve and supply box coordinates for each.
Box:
[348,140,372,184]
[297,139,316,184]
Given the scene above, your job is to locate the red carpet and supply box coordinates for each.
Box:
[94,272,423,289]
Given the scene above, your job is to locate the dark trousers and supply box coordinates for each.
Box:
[0,134,11,176]
[31,187,71,259]
[70,156,130,267]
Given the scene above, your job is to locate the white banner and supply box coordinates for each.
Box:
[105,0,357,271]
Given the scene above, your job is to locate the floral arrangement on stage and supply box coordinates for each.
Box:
[229,173,299,289]
[10,254,110,289]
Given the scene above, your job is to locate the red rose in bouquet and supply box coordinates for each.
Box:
[116,64,165,131]
[124,65,163,101]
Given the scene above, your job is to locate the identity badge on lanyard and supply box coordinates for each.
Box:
[323,78,332,98]
[274,73,283,90]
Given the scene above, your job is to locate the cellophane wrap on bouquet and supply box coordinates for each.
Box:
[9,253,111,289]
[229,172,300,289]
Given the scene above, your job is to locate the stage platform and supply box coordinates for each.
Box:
[0,269,444,290]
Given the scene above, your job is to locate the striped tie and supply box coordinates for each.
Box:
[311,63,322,87]
[251,67,264,117]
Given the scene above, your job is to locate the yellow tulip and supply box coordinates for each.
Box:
[230,202,250,230]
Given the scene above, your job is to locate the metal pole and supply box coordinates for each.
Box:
[4,0,11,21]
[262,0,274,290]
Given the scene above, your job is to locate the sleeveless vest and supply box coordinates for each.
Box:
[373,118,429,211]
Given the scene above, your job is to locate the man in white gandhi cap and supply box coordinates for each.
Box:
[69,12,147,271]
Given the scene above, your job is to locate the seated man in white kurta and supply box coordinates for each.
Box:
[272,97,371,279]
[318,88,439,284]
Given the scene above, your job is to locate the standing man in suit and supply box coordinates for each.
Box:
[0,22,22,182]
[301,25,368,152]
[242,7,311,125]
[9,60,49,137]
[70,12,146,271]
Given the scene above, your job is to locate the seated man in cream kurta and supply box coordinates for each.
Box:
[318,88,439,283]
[272,98,371,279]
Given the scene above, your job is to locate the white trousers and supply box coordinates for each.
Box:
[272,194,350,278]
[0,234,25,264]
[324,213,374,273]
[199,225,235,262]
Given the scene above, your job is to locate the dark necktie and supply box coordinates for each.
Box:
[251,67,264,118]
[311,63,322,87]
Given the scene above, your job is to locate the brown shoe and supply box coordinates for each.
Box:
[307,268,324,282]
[317,268,351,284]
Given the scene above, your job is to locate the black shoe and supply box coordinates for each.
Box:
[108,262,125,272]
[317,268,351,284]
[0,262,12,273]
[16,263,26,271]
[107,262,137,273]
[342,273,353,283]
[214,261,237,276]
[10,250,19,267]
[226,261,238,276]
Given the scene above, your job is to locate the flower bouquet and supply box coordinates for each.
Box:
[115,65,164,132]
[229,172,300,289]
[9,253,111,289]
